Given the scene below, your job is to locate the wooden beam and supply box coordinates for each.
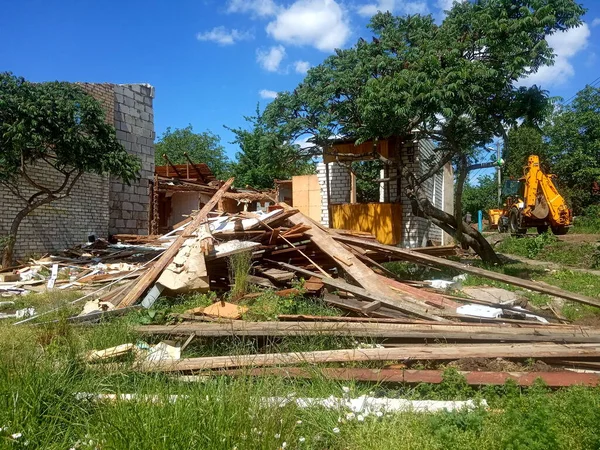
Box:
[222,367,600,388]
[266,259,446,321]
[334,235,600,309]
[285,211,446,320]
[139,343,600,372]
[134,321,600,343]
[118,178,234,308]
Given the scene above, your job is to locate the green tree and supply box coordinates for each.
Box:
[505,126,547,180]
[352,160,384,203]
[0,73,140,267]
[155,125,230,180]
[227,107,315,189]
[462,175,498,219]
[545,86,600,214]
[264,1,584,263]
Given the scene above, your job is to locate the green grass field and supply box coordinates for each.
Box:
[3,316,600,449]
[2,249,600,448]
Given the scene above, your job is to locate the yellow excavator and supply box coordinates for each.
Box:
[490,155,572,235]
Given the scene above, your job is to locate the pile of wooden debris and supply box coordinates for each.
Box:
[8,178,600,386]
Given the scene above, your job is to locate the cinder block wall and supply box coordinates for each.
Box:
[0,82,155,258]
[111,84,155,235]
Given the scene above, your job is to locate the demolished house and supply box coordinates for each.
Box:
[7,176,600,388]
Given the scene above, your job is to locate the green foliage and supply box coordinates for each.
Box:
[462,175,498,218]
[505,126,548,180]
[155,125,230,180]
[227,106,315,189]
[0,73,140,187]
[352,160,384,202]
[497,234,600,269]
[242,290,341,321]
[573,204,600,234]
[263,1,583,260]
[544,86,600,214]
[524,232,558,259]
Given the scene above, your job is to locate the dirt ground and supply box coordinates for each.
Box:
[558,233,600,243]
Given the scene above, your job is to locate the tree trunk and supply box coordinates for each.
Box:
[1,206,32,268]
[454,155,468,245]
[401,166,501,265]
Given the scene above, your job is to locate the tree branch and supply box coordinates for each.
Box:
[416,150,454,185]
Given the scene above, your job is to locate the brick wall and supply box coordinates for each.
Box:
[316,162,351,226]
[0,82,155,258]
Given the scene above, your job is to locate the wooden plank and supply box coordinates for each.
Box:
[87,343,135,362]
[378,275,461,311]
[118,178,234,308]
[322,292,410,319]
[266,259,447,322]
[334,235,600,309]
[134,321,600,343]
[139,343,600,372]
[202,302,248,320]
[224,367,600,388]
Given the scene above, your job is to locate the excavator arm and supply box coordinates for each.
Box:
[522,155,572,228]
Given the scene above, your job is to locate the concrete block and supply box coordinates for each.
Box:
[115,130,129,142]
[123,96,134,108]
[126,219,137,229]
[122,201,133,211]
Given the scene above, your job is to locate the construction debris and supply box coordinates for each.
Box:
[6,180,600,381]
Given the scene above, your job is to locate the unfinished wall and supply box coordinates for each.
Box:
[0,83,155,258]
[111,84,155,235]
[398,140,445,247]
[316,162,351,226]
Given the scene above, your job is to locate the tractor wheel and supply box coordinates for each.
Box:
[551,226,569,236]
[509,208,526,235]
[537,225,549,235]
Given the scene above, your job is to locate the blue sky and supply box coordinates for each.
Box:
[1,0,599,161]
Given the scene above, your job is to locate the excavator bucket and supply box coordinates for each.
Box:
[531,195,549,219]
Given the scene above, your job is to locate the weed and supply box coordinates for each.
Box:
[228,250,253,299]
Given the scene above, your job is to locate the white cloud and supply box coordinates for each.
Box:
[259,89,278,99]
[266,0,351,52]
[357,0,427,18]
[227,0,278,17]
[294,60,311,74]
[436,0,454,11]
[520,23,591,87]
[196,26,253,45]
[592,18,600,27]
[256,45,286,71]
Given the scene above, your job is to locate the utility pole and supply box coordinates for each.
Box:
[496,142,502,207]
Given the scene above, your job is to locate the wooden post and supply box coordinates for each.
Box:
[350,171,357,204]
[325,161,331,228]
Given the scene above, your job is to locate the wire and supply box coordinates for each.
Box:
[562,75,600,106]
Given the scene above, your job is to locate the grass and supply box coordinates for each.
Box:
[496,234,600,269]
[3,252,600,447]
[228,250,253,299]
[573,216,600,234]
[4,317,600,448]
